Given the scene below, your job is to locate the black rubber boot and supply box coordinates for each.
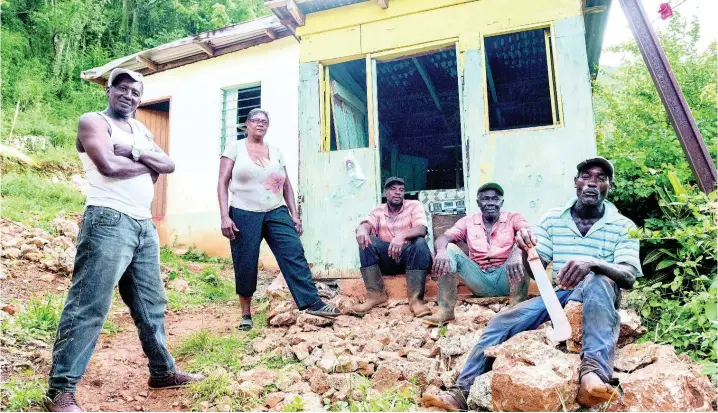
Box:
[422,272,457,326]
[509,273,529,307]
[351,265,388,315]
[406,269,432,317]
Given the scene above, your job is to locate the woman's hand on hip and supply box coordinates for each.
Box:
[292,216,303,236]
[221,215,239,240]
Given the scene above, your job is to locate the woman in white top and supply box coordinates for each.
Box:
[218,108,340,330]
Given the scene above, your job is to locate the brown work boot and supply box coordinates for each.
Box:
[421,388,467,412]
[44,391,82,412]
[351,265,388,315]
[148,370,205,389]
[423,272,457,326]
[406,269,431,317]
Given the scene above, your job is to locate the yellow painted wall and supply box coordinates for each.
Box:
[298,0,582,62]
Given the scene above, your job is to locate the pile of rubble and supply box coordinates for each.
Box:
[1,215,80,275]
[250,276,716,412]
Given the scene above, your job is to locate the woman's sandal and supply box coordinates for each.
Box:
[307,304,341,318]
[237,318,253,331]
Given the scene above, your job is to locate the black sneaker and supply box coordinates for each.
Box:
[45,391,83,412]
[148,370,204,389]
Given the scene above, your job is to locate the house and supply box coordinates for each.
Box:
[82,16,299,259]
[82,0,612,277]
[265,0,611,278]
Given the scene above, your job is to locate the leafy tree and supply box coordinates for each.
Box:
[594,15,717,227]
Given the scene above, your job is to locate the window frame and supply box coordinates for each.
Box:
[481,23,563,135]
[220,82,261,153]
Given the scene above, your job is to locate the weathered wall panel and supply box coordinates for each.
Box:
[300,26,361,63]
[298,63,380,278]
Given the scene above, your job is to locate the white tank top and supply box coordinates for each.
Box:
[80,112,155,220]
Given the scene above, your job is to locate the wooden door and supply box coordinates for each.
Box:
[135,106,169,225]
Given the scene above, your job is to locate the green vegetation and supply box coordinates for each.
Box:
[594,15,717,370]
[175,330,248,374]
[326,376,420,412]
[626,177,717,370]
[1,0,268,148]
[1,172,85,231]
[0,378,47,412]
[187,369,235,412]
[594,15,717,230]
[0,293,122,348]
[283,395,305,412]
[180,247,232,265]
[166,267,236,311]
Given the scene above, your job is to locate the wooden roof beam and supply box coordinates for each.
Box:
[264,29,277,40]
[193,40,215,57]
[412,58,441,111]
[280,19,297,35]
[286,0,305,26]
[376,0,389,9]
[135,55,159,73]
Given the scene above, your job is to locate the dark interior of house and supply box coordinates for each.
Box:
[327,48,463,193]
[484,28,556,131]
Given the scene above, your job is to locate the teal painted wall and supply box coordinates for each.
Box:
[464,16,597,222]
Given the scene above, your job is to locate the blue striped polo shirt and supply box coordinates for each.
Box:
[534,197,643,282]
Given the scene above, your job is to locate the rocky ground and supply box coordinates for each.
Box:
[1,215,716,412]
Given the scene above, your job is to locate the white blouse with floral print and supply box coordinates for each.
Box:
[222,139,287,212]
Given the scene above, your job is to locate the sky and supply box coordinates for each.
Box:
[600,0,717,67]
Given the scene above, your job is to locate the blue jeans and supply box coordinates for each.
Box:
[447,244,509,297]
[456,272,621,395]
[49,206,175,392]
[229,206,321,309]
[359,236,432,274]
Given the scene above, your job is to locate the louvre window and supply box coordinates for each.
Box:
[220,83,261,152]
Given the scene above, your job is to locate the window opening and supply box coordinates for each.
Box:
[322,59,369,151]
[484,28,560,131]
[221,83,261,152]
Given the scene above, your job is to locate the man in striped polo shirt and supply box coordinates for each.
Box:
[422,157,642,410]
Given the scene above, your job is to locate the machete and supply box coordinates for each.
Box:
[527,246,572,341]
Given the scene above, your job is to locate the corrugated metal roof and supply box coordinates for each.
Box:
[81,15,291,83]
[296,0,366,14]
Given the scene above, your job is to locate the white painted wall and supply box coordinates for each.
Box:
[140,37,300,256]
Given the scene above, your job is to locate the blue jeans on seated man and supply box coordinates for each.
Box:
[455,272,621,397]
[446,243,509,297]
[359,236,432,273]
[48,206,175,393]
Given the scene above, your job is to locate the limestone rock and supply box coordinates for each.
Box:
[372,365,402,392]
[291,342,310,362]
[614,342,672,373]
[467,372,493,411]
[238,366,277,388]
[52,217,79,240]
[297,313,333,328]
[487,330,579,412]
[607,360,716,412]
[270,311,298,327]
[237,381,263,398]
[307,367,330,394]
[2,248,21,259]
[265,392,285,409]
[564,302,647,352]
[335,355,358,373]
[317,352,337,373]
[276,368,303,392]
[363,339,384,354]
[167,278,190,293]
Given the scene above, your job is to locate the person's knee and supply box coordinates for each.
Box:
[406,237,431,270]
[359,238,381,267]
[584,273,617,293]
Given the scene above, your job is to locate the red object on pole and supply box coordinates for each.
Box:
[618,0,717,193]
[658,3,673,20]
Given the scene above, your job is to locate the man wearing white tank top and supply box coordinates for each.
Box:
[45,68,203,412]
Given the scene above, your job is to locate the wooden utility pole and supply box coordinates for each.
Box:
[618,0,717,193]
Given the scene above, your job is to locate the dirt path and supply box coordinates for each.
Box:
[76,307,242,412]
